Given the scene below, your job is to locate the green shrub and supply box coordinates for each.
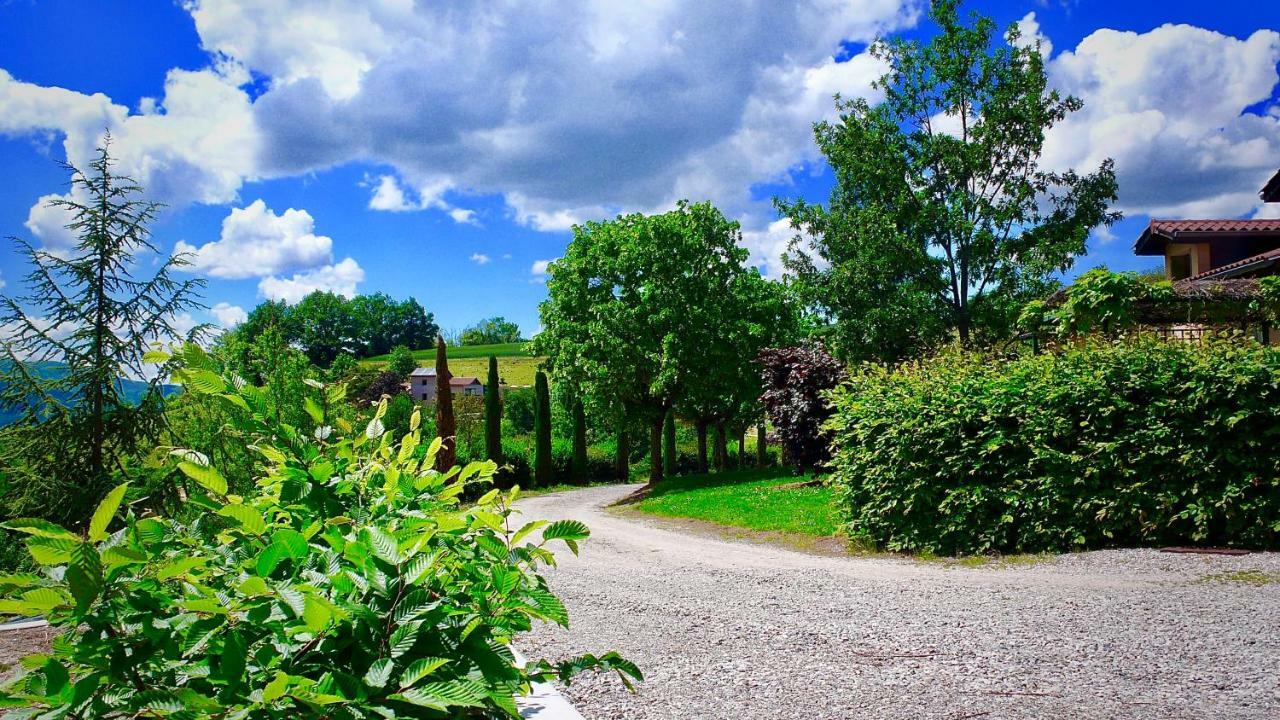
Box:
[828,337,1280,555]
[0,347,638,718]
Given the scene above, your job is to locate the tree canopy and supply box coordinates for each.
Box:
[460,316,523,346]
[779,0,1119,361]
[232,291,438,367]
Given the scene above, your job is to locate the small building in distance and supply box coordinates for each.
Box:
[408,367,485,403]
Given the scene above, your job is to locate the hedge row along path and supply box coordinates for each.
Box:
[521,485,1280,720]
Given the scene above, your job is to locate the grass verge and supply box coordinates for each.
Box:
[628,467,839,537]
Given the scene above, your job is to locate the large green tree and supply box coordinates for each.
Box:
[779,0,1119,361]
[535,201,759,484]
[0,141,206,523]
[460,316,523,346]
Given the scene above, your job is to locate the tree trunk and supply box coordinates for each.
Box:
[696,420,709,474]
[737,430,746,469]
[615,428,630,482]
[648,414,663,484]
[571,399,587,485]
[756,421,767,467]
[713,422,727,471]
[533,371,553,487]
[434,336,456,472]
[662,410,677,478]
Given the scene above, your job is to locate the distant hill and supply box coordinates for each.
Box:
[363,342,533,364]
[0,361,181,426]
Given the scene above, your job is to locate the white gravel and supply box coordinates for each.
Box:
[520,484,1280,720]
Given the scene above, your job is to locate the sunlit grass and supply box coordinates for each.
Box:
[629,467,839,536]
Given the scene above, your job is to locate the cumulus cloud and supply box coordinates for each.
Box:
[210,302,248,329]
[470,253,491,265]
[530,259,552,277]
[258,257,365,303]
[1042,24,1280,219]
[175,200,334,279]
[188,0,917,229]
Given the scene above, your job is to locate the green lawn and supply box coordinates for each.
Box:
[631,467,840,536]
[362,342,545,386]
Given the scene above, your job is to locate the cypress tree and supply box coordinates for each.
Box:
[571,399,587,485]
[484,355,502,465]
[533,370,552,486]
[434,336,456,472]
[663,410,677,478]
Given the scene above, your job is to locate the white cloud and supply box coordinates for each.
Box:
[258,257,365,303]
[210,302,248,329]
[530,259,552,277]
[175,200,334,279]
[1042,25,1280,219]
[1014,12,1053,58]
[741,218,799,279]
[192,0,917,230]
[469,253,491,265]
[24,193,81,255]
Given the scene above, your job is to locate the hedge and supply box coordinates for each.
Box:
[827,337,1280,555]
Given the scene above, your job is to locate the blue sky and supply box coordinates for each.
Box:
[1,1,1278,338]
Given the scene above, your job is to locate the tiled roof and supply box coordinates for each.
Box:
[1134,218,1280,255]
[450,377,481,386]
[1262,169,1280,203]
[1188,247,1280,281]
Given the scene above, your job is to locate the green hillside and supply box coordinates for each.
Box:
[364,342,532,363]
[363,342,544,386]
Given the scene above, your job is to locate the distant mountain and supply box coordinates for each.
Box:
[0,361,181,426]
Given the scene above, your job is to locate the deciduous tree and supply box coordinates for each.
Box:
[779,0,1119,361]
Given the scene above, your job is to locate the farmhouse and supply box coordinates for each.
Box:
[1135,168,1280,281]
[408,367,485,403]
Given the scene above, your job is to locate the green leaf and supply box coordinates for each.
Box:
[363,658,394,689]
[256,543,287,577]
[525,587,569,626]
[26,537,78,565]
[178,461,228,496]
[389,622,420,658]
[89,483,129,542]
[19,587,67,612]
[156,556,207,581]
[219,629,247,685]
[182,369,227,394]
[398,657,449,689]
[304,396,325,425]
[271,528,309,560]
[3,518,80,541]
[65,543,103,612]
[302,595,332,632]
[365,527,400,565]
[262,671,289,702]
[542,519,590,543]
[217,504,267,536]
[391,679,487,709]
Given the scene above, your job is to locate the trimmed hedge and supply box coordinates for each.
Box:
[828,338,1280,555]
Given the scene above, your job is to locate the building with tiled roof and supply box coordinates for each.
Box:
[408,366,485,403]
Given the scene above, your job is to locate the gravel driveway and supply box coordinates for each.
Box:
[520,484,1280,720]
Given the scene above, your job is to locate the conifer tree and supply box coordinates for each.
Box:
[533,370,552,486]
[433,336,456,471]
[484,355,502,464]
[0,139,206,523]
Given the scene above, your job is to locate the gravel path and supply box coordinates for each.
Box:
[520,484,1280,720]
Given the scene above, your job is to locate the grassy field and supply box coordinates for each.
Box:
[631,467,840,536]
[363,342,545,386]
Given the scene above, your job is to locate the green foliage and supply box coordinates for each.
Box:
[779,0,1119,359]
[388,345,418,378]
[0,350,638,718]
[460,317,524,346]
[571,400,588,485]
[502,388,536,436]
[1049,268,1149,336]
[827,338,1280,555]
[485,357,503,465]
[0,140,207,527]
[235,292,438,368]
[533,372,552,487]
[1253,276,1280,325]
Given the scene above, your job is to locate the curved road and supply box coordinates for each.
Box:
[520,484,1280,720]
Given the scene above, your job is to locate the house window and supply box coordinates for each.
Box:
[1169,254,1192,280]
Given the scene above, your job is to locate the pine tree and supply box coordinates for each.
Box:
[484,355,502,465]
[663,410,677,478]
[533,370,552,486]
[571,398,587,485]
[0,139,206,524]
[434,336,456,471]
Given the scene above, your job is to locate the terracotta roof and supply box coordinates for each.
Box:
[1134,218,1280,255]
[1263,169,1280,203]
[1188,247,1280,280]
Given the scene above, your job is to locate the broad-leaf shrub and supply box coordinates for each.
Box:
[828,337,1280,555]
[0,346,638,718]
